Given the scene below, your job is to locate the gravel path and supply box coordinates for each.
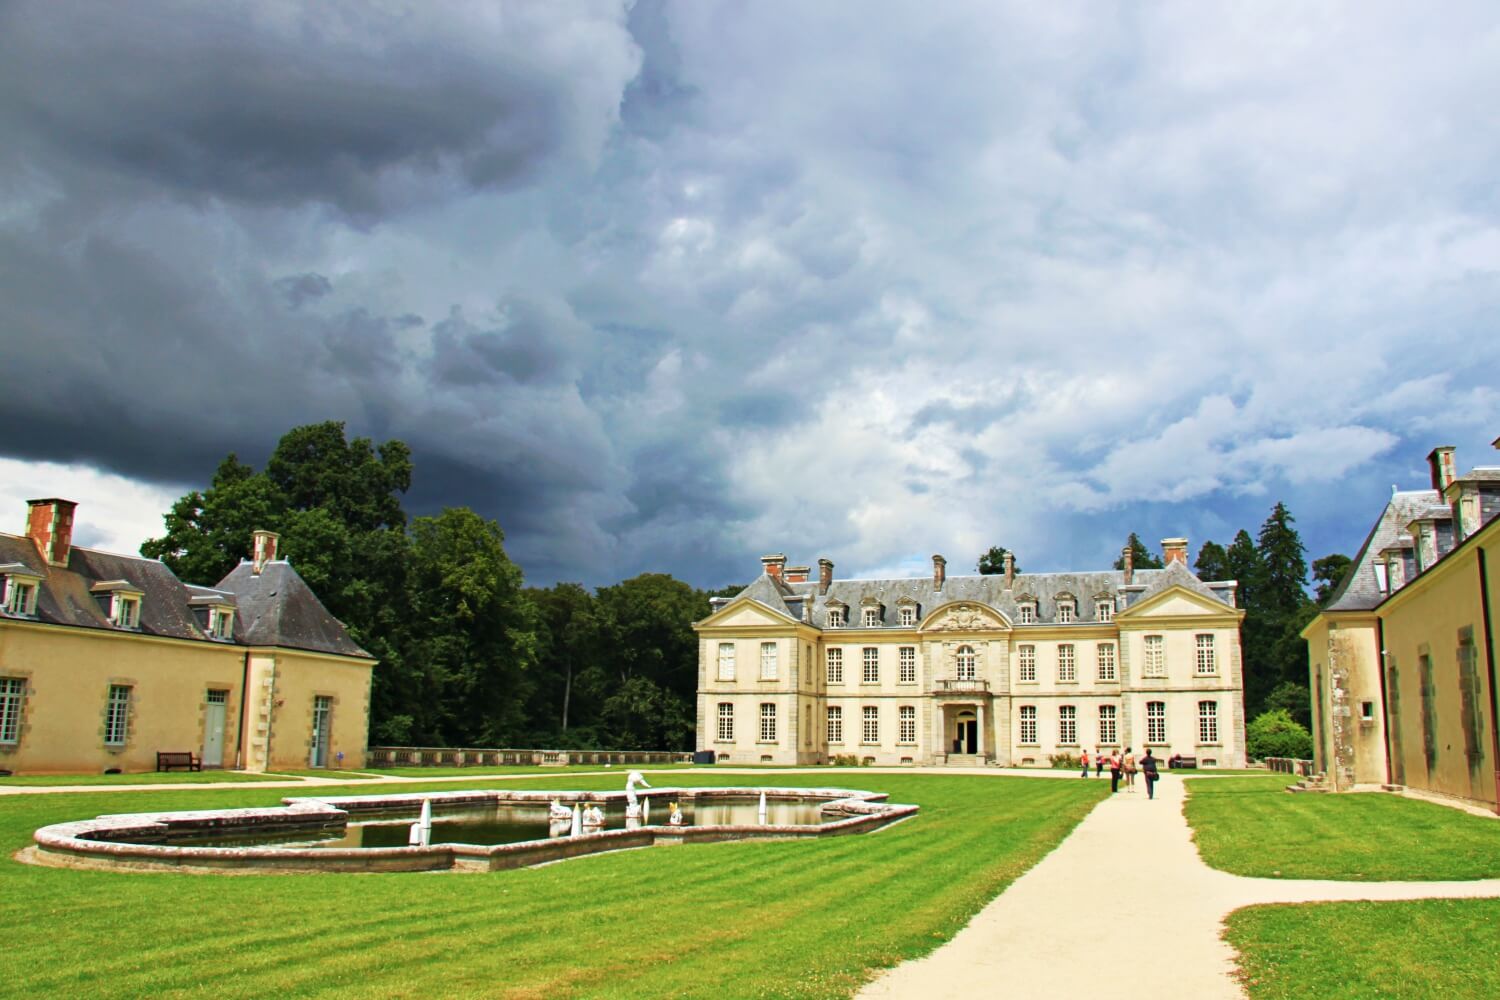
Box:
[859,774,1500,1000]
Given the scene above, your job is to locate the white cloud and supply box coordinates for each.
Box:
[0,460,184,557]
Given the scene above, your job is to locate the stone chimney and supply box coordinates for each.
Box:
[26,498,77,566]
[1428,446,1457,491]
[760,553,787,582]
[932,554,946,592]
[1162,538,1189,567]
[1121,545,1134,586]
[1003,551,1014,589]
[784,565,810,584]
[817,558,834,596]
[251,530,280,575]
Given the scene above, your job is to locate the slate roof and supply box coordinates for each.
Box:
[722,557,1236,629]
[215,561,372,658]
[1323,489,1441,612]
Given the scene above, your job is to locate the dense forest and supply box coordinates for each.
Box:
[146,421,1340,755]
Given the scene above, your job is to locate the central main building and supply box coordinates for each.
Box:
[695,542,1246,768]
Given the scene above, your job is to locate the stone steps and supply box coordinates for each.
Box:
[1286,773,1329,793]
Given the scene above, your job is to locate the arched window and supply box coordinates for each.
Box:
[956,644,976,680]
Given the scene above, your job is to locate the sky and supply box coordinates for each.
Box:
[2,1,1498,590]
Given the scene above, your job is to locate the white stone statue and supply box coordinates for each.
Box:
[582,803,605,827]
[408,797,433,847]
[569,803,582,837]
[668,802,684,827]
[548,799,572,821]
[625,770,652,818]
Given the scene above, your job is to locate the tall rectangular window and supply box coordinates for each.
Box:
[113,594,141,630]
[311,695,333,767]
[899,705,916,743]
[1097,643,1116,682]
[1096,600,1113,623]
[1195,634,1216,675]
[862,705,879,743]
[863,607,881,627]
[1146,701,1166,744]
[759,703,777,742]
[105,685,131,746]
[956,645,977,680]
[900,606,916,626]
[1057,644,1076,682]
[0,678,24,744]
[827,607,845,628]
[760,641,779,680]
[717,643,736,681]
[827,705,843,743]
[899,646,917,684]
[1019,604,1036,624]
[1057,602,1074,624]
[1059,705,1077,744]
[1019,705,1037,744]
[1198,701,1218,743]
[1018,645,1036,682]
[1143,635,1166,678]
[1098,704,1117,745]
[717,703,734,741]
[4,580,37,616]
[826,648,844,684]
[862,647,879,684]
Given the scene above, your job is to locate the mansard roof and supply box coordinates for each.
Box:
[1324,489,1441,613]
[216,561,372,658]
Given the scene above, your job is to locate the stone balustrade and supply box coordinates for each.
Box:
[366,746,694,768]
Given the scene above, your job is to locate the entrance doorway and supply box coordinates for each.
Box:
[203,690,227,768]
[952,711,978,754]
[310,695,332,768]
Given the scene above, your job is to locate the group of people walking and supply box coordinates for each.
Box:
[1079,747,1160,799]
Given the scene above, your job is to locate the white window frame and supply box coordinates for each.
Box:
[717,702,734,741]
[1018,603,1036,624]
[1195,634,1216,676]
[209,606,235,640]
[862,607,881,628]
[956,645,976,681]
[898,705,916,744]
[1057,644,1076,683]
[759,703,777,743]
[1096,600,1113,623]
[112,593,142,630]
[1056,601,1075,624]
[1059,705,1077,745]
[1147,701,1166,744]
[826,648,844,685]
[1143,635,1166,678]
[899,646,917,684]
[1198,700,1219,743]
[862,705,879,744]
[862,647,879,684]
[827,607,845,628]
[1018,645,1036,682]
[899,606,916,627]
[0,677,24,744]
[1019,705,1037,744]
[1097,642,1116,682]
[827,705,843,743]
[4,577,39,617]
[760,641,779,681]
[717,643,737,681]
[105,685,131,746]
[1098,704,1117,745]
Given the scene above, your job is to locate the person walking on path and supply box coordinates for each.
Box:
[1080,750,1090,778]
[1095,751,1104,778]
[1123,748,1138,791]
[1141,749,1160,800]
[1109,751,1122,793]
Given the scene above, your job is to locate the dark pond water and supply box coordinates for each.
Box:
[160,798,833,849]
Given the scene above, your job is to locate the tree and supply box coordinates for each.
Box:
[1245,709,1313,760]
[1113,532,1164,570]
[1224,530,1264,609]
[1194,540,1229,582]
[977,546,1020,575]
[591,573,708,750]
[527,582,605,739]
[1256,502,1309,617]
[1264,681,1313,730]
[1312,553,1353,605]
[141,454,283,585]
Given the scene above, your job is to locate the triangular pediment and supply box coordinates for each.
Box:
[1116,585,1238,620]
[696,596,800,629]
[919,601,1009,632]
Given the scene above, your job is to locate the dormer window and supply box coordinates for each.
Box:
[1095,600,1113,623]
[2,568,40,617]
[1016,598,1036,625]
[826,605,846,628]
[899,606,915,627]
[1056,595,1076,623]
[91,581,143,631]
[208,606,235,640]
[862,607,880,627]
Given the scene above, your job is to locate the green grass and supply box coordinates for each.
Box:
[0,772,1106,998]
[363,762,699,778]
[1227,899,1500,999]
[0,770,289,786]
[1185,775,1500,880]
[264,769,384,780]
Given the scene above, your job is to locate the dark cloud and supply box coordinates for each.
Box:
[275,273,333,309]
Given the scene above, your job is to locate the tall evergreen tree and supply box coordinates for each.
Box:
[1256,501,1309,616]
[1312,553,1353,605]
[1113,532,1164,570]
[1225,530,1264,610]
[1194,540,1230,581]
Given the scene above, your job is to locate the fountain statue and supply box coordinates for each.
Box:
[569,803,582,837]
[668,802,684,827]
[407,797,433,846]
[548,799,572,821]
[582,803,605,827]
[624,770,652,819]
[758,791,768,823]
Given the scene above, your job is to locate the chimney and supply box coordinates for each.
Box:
[1162,538,1189,567]
[932,554,946,592]
[1121,545,1134,586]
[760,553,787,582]
[26,498,77,566]
[1003,551,1014,589]
[784,565,810,584]
[817,558,834,596]
[1428,446,1457,491]
[251,530,280,575]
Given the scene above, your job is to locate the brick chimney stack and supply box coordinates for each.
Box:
[1428,446,1457,491]
[1002,551,1014,589]
[784,565,810,584]
[932,554,946,592]
[817,558,834,595]
[26,498,77,566]
[1162,538,1189,567]
[1121,545,1134,585]
[760,553,787,582]
[252,530,280,575]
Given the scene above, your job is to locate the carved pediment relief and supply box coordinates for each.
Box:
[926,602,1004,632]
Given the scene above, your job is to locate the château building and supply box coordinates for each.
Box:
[695,540,1246,767]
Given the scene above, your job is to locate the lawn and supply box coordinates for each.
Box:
[1227,899,1500,999]
[363,762,700,778]
[0,770,290,786]
[1185,775,1500,880]
[0,772,1106,999]
[264,769,384,780]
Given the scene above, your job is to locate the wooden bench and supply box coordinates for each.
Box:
[156,751,201,772]
[1169,755,1198,769]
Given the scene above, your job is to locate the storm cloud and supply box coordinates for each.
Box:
[2,1,1498,587]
